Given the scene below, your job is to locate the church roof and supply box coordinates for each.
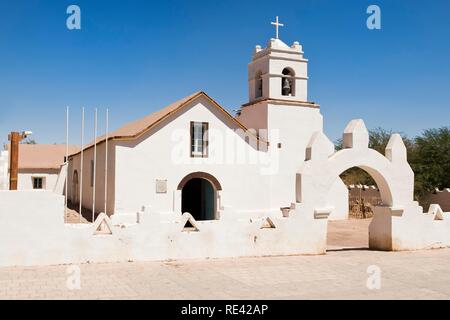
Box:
[107,91,201,140]
[69,91,265,158]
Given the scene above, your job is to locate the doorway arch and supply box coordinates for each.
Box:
[177,172,222,221]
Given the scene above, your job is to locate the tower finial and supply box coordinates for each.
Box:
[271,16,284,39]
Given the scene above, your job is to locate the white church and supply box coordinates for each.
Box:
[67,22,348,222]
[1,18,449,267]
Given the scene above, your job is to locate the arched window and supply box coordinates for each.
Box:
[73,170,78,185]
[281,68,295,96]
[72,170,79,204]
[255,71,263,98]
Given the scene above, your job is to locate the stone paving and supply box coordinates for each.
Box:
[0,219,449,300]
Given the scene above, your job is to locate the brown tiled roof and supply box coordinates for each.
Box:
[69,91,265,157]
[109,91,202,140]
[17,144,80,170]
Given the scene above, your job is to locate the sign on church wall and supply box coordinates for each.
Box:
[156,179,167,194]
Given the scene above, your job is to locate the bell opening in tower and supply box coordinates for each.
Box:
[281,68,295,96]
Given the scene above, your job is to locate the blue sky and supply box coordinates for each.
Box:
[0,0,449,146]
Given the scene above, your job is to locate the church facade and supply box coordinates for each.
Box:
[67,37,349,222]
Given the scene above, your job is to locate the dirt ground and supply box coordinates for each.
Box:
[327,218,371,249]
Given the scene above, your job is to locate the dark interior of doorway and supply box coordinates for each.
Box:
[181,178,215,220]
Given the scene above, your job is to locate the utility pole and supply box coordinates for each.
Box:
[8,131,32,190]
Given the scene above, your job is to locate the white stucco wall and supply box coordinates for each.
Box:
[235,102,268,137]
[266,103,324,208]
[68,95,349,221]
[0,190,329,267]
[68,140,116,216]
[327,178,349,220]
[114,96,274,215]
[17,169,59,191]
[0,150,8,190]
[238,101,349,216]
[67,97,349,220]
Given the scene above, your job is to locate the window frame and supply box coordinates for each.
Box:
[190,121,209,158]
[32,177,44,190]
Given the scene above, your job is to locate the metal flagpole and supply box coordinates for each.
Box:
[92,108,98,223]
[104,108,109,215]
[65,106,69,222]
[79,107,85,223]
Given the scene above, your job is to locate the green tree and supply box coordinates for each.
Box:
[335,126,450,204]
[410,127,450,200]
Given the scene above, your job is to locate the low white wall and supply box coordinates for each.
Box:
[0,190,328,267]
[1,190,450,267]
[0,190,67,266]
[369,202,450,251]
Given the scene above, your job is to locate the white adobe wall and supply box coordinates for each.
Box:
[2,190,448,268]
[266,103,324,208]
[114,96,274,215]
[17,169,59,191]
[239,101,349,215]
[71,98,350,220]
[68,141,116,216]
[0,190,68,266]
[0,150,8,190]
[0,190,329,267]
[327,178,349,220]
[70,99,349,220]
[370,202,450,251]
[53,163,67,194]
[235,103,268,137]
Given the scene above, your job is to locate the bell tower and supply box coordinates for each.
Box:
[237,17,324,209]
[247,17,309,103]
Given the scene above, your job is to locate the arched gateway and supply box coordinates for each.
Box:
[296,119,421,251]
[297,120,414,209]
